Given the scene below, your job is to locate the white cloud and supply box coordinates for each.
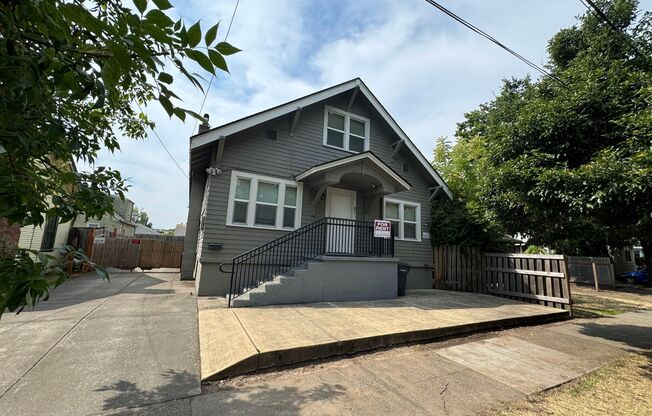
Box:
[83,0,651,228]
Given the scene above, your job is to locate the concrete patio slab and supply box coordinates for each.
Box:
[199,290,570,380]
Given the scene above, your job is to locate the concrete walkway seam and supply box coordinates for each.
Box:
[0,273,143,400]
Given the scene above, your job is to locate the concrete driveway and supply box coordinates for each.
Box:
[0,270,200,416]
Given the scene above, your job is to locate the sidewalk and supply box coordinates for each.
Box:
[124,310,650,416]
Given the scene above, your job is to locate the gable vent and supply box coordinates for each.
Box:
[402,163,409,173]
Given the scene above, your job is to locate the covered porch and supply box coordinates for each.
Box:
[199,289,570,381]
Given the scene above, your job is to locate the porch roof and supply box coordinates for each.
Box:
[295,151,411,194]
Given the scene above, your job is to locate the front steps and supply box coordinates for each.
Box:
[229,256,399,307]
[230,261,325,307]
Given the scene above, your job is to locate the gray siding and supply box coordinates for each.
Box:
[195,92,438,293]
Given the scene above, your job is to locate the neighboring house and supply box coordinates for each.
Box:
[73,195,137,237]
[17,159,77,258]
[174,223,187,237]
[633,245,645,266]
[613,246,637,274]
[183,78,453,302]
[135,223,160,235]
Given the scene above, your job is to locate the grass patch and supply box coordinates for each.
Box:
[489,352,652,416]
[572,294,648,318]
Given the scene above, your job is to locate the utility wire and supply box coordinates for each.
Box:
[142,0,241,179]
[423,0,565,85]
[191,0,241,135]
[137,102,188,179]
[582,0,621,32]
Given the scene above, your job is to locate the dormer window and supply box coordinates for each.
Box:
[323,106,369,153]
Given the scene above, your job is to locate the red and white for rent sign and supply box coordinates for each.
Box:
[373,220,392,239]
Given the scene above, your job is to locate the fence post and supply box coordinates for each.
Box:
[562,255,573,317]
[591,261,599,292]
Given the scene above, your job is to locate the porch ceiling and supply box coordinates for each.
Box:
[295,151,411,196]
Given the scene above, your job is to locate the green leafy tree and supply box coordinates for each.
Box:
[132,206,153,228]
[442,0,652,258]
[0,0,240,317]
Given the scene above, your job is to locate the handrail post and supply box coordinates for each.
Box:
[228,259,236,307]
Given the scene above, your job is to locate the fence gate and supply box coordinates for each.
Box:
[74,230,184,270]
[434,245,572,313]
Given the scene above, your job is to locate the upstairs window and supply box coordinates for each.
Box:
[383,198,421,241]
[323,106,369,153]
[227,171,303,230]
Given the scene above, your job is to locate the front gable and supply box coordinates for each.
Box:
[190,78,452,199]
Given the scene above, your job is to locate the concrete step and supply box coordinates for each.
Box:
[231,261,324,307]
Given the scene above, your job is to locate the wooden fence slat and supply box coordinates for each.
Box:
[434,245,571,312]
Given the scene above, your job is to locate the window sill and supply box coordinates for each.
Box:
[394,238,422,243]
[226,223,298,232]
[322,143,368,155]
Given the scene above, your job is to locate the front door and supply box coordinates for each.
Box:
[325,187,356,254]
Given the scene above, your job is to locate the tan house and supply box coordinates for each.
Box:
[73,195,138,237]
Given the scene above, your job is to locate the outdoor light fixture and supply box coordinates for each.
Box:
[206,167,222,176]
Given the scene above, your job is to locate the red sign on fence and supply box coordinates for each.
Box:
[130,239,141,245]
[373,220,392,239]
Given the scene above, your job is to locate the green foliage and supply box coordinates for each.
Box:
[0,246,106,318]
[0,0,239,316]
[432,136,507,249]
[445,0,651,256]
[132,206,153,228]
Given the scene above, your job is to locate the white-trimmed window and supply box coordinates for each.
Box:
[383,198,421,241]
[227,171,303,230]
[323,106,370,153]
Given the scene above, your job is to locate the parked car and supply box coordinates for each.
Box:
[617,266,649,285]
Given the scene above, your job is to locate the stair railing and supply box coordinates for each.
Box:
[227,217,394,306]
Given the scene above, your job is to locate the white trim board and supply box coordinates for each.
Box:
[295,152,411,191]
[190,78,453,199]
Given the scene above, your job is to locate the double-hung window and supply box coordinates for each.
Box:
[383,198,421,241]
[227,171,303,230]
[323,106,369,153]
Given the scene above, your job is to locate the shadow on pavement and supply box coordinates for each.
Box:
[577,320,652,350]
[95,369,198,412]
[97,369,346,416]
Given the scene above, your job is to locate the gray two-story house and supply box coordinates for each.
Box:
[183,78,452,306]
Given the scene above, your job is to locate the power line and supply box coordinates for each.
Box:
[423,0,565,85]
[137,103,189,179]
[581,0,621,32]
[191,0,241,136]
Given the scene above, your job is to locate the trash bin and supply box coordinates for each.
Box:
[397,263,410,296]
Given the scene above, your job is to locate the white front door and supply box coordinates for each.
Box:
[325,187,356,254]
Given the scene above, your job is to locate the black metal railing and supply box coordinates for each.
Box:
[226,217,394,306]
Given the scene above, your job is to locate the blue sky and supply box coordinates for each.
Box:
[85,0,652,228]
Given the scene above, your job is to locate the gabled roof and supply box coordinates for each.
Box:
[191,78,452,199]
[296,151,411,192]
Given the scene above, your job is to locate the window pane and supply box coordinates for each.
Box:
[390,220,399,237]
[284,186,297,207]
[256,182,278,204]
[235,178,251,200]
[350,118,365,136]
[328,111,345,130]
[349,135,365,152]
[404,223,417,239]
[385,203,399,220]
[283,207,296,228]
[255,204,277,226]
[232,201,248,223]
[326,129,344,148]
[404,206,417,222]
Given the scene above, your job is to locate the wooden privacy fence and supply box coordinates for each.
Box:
[69,228,184,270]
[434,246,572,313]
[567,256,615,290]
